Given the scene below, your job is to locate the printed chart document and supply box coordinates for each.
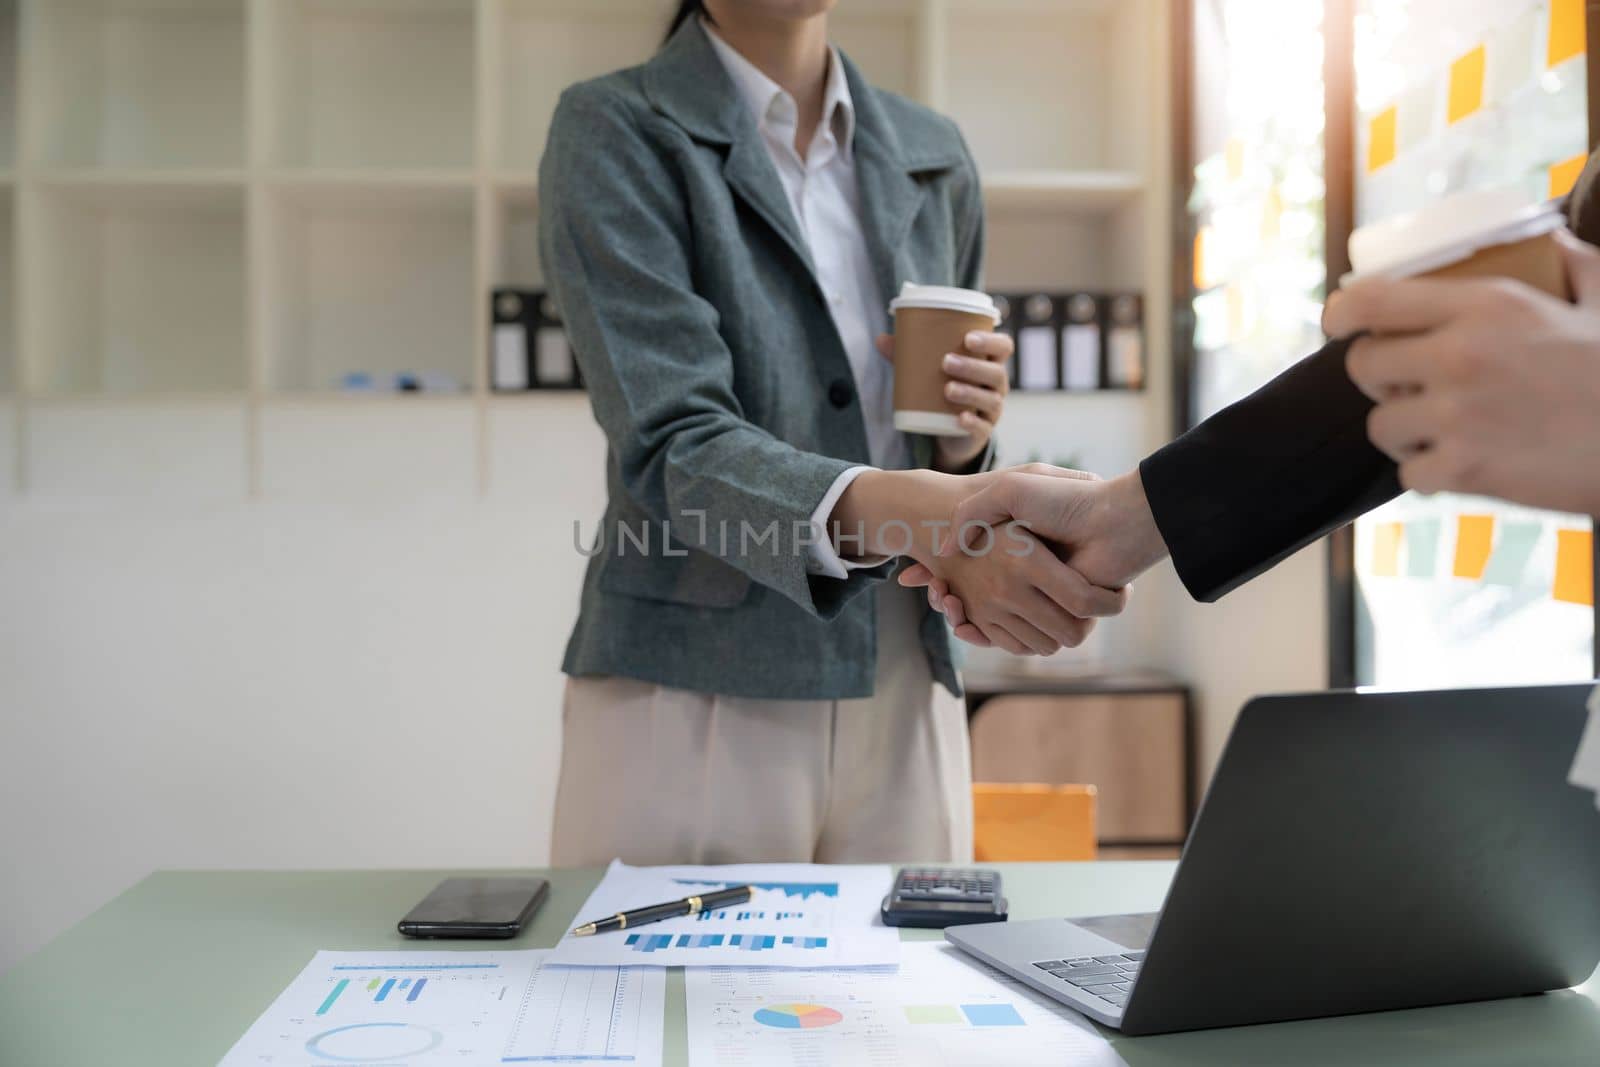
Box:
[1571,685,1600,810]
[548,861,901,969]
[685,941,1125,1067]
[218,949,664,1067]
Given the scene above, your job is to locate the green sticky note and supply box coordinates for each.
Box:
[1482,521,1543,587]
[905,1004,963,1024]
[1405,518,1443,578]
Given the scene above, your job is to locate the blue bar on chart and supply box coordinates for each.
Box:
[625,932,828,953]
[961,1004,1025,1027]
[375,978,397,1002]
[407,978,427,1002]
[316,979,349,1016]
[398,978,411,990]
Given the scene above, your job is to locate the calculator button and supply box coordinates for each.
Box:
[1092,956,1127,965]
[1112,982,1132,993]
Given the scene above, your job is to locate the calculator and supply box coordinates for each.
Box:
[880,867,1008,928]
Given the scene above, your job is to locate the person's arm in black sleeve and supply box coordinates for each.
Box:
[1138,338,1402,602]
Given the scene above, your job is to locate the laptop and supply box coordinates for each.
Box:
[946,684,1600,1036]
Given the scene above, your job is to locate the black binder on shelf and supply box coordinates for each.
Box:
[1010,292,1060,392]
[1105,293,1145,390]
[1059,292,1104,392]
[490,288,583,392]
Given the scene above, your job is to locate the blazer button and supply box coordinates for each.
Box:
[828,380,855,409]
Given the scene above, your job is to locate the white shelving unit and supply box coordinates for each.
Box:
[1,0,1171,494]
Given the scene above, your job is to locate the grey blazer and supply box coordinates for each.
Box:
[541,19,988,700]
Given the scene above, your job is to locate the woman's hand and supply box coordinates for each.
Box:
[877,330,1013,471]
[827,467,1127,654]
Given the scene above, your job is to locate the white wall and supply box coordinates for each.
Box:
[0,404,609,972]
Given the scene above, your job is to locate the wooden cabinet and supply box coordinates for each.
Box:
[968,675,1191,851]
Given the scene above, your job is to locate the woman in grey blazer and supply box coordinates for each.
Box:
[539,0,1124,866]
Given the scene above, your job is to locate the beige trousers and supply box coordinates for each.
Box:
[550,585,973,866]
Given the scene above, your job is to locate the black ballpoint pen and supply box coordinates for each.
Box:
[570,885,756,936]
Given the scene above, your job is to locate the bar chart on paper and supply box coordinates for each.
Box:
[685,944,1125,1067]
[218,950,664,1067]
[551,862,901,968]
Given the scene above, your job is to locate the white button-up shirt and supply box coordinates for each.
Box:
[704,24,903,579]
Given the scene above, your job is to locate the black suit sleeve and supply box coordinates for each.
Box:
[1139,338,1402,602]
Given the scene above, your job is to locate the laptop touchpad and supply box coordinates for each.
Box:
[1069,912,1159,950]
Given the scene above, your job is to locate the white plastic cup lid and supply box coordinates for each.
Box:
[1343,187,1566,285]
[889,283,1000,322]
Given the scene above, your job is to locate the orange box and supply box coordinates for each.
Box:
[973,784,1097,863]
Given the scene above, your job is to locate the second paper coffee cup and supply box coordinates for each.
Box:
[888,283,1001,437]
[1343,187,1571,300]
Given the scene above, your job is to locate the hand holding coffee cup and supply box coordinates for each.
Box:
[885,285,1008,466]
[1326,189,1600,516]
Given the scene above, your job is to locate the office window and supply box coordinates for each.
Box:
[1188,0,1329,424]
[1350,0,1594,687]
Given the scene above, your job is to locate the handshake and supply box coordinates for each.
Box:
[830,463,1170,656]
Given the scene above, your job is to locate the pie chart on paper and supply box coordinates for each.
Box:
[753,1003,845,1029]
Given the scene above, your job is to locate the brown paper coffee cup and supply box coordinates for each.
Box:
[1344,189,1572,301]
[889,284,1001,437]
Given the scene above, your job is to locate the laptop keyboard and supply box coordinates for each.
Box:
[1031,952,1144,1008]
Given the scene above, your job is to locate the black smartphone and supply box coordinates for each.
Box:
[397,877,550,939]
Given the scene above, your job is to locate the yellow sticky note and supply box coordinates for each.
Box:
[1549,151,1589,199]
[1225,283,1246,343]
[1554,529,1594,605]
[1453,515,1496,579]
[1226,138,1245,181]
[1448,45,1486,124]
[1549,0,1586,68]
[1368,106,1398,173]
[1371,522,1404,577]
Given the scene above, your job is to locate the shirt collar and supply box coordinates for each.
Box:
[703,19,856,157]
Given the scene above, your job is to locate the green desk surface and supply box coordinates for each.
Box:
[2,863,1597,1066]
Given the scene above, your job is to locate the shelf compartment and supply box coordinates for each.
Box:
[0,0,16,169]
[944,1,1147,173]
[260,183,475,394]
[25,0,246,169]
[262,0,475,170]
[983,197,1146,293]
[25,182,247,395]
[487,184,541,291]
[496,0,663,172]
[983,170,1144,211]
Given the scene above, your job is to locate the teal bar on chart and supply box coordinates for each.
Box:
[316,979,349,1016]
